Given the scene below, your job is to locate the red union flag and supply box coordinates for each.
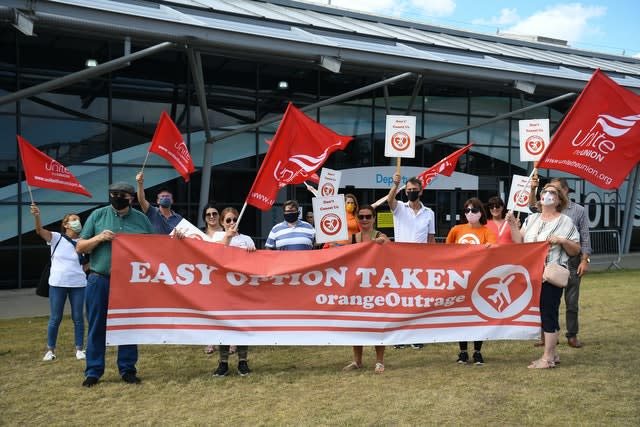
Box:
[246,103,353,210]
[149,111,195,182]
[416,144,473,188]
[537,69,640,189]
[17,135,92,198]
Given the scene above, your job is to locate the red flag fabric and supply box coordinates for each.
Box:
[537,69,640,189]
[149,111,195,182]
[246,103,353,210]
[17,135,92,198]
[416,144,473,188]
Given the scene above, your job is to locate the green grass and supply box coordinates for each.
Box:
[1,270,639,426]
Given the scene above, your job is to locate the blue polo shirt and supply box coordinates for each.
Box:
[146,205,183,234]
[80,205,153,275]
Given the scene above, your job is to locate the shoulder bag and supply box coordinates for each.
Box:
[35,237,62,298]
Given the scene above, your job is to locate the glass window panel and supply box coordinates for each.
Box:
[425,96,467,114]
[425,113,467,144]
[470,96,509,116]
[470,118,509,147]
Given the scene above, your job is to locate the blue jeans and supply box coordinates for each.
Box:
[48,286,85,350]
[85,273,138,379]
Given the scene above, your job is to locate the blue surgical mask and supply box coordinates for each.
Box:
[158,196,172,208]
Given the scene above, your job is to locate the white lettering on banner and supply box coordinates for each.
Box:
[129,262,216,285]
[315,292,466,310]
[355,267,470,290]
[226,267,348,287]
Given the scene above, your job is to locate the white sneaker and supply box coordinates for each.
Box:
[42,350,56,361]
[76,350,86,360]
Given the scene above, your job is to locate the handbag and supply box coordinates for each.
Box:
[543,262,570,288]
[35,237,62,298]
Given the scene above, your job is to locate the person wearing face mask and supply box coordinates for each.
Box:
[387,173,435,349]
[31,203,90,362]
[446,198,496,365]
[76,182,153,387]
[506,184,580,369]
[135,171,183,234]
[326,193,361,247]
[265,200,315,250]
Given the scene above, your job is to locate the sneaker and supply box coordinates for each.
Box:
[121,372,141,384]
[393,344,407,349]
[238,360,251,376]
[456,351,469,364]
[213,362,229,377]
[76,350,86,360]
[473,351,485,365]
[411,343,424,349]
[82,376,99,388]
[42,350,56,361]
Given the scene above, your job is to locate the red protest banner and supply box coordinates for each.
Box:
[108,235,548,346]
[246,103,352,210]
[149,111,195,182]
[17,135,92,197]
[537,69,640,189]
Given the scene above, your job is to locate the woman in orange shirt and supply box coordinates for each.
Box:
[446,197,496,365]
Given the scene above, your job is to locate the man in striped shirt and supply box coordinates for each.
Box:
[265,200,315,250]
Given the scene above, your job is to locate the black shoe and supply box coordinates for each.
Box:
[122,372,141,384]
[410,343,424,349]
[238,360,251,376]
[473,351,485,365]
[393,344,407,349]
[457,351,469,364]
[82,376,99,387]
[213,362,229,377]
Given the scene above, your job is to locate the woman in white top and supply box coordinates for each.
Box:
[31,203,89,361]
[212,207,256,377]
[507,184,580,369]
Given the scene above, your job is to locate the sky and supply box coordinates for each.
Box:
[305,0,640,58]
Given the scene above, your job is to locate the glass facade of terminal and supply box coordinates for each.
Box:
[0,29,629,289]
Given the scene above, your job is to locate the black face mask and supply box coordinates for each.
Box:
[110,195,131,210]
[406,190,420,202]
[284,212,299,223]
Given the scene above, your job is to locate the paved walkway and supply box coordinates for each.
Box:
[1,252,638,320]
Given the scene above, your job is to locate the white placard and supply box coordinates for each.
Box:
[506,174,534,214]
[384,115,416,158]
[318,168,342,197]
[312,194,348,244]
[170,218,214,242]
[519,119,550,162]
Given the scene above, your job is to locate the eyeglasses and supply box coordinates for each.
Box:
[357,214,373,220]
[464,208,480,214]
[205,212,219,217]
[225,217,238,224]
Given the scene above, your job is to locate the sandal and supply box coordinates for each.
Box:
[342,361,362,371]
[204,345,216,355]
[528,358,555,369]
[374,362,385,374]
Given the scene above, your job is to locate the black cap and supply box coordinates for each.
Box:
[108,182,135,195]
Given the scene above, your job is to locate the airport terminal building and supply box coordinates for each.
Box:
[1,0,639,288]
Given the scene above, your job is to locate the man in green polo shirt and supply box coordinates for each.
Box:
[76,182,153,388]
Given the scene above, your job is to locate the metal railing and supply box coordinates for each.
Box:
[589,229,622,270]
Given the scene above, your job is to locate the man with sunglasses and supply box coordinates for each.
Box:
[135,171,183,234]
[387,173,435,349]
[76,182,153,388]
[265,200,315,251]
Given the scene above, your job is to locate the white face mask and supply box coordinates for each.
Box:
[541,192,557,206]
[465,211,482,224]
[68,219,82,233]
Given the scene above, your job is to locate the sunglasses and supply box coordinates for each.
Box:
[488,204,503,209]
[225,217,238,224]
[205,212,219,217]
[464,208,480,214]
[357,214,373,220]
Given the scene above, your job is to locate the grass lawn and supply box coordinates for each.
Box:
[1,270,639,426]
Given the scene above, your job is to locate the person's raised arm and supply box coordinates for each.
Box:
[387,173,401,211]
[505,211,523,243]
[30,203,52,242]
[135,171,150,214]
